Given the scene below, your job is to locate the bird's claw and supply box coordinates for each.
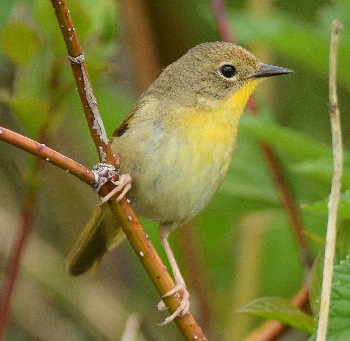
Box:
[97,173,132,205]
[158,283,190,325]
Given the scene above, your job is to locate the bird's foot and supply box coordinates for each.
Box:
[92,162,132,204]
[157,282,190,325]
[99,173,132,204]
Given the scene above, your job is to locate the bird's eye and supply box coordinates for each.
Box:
[219,64,237,78]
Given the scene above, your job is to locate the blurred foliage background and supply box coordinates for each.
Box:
[0,0,349,340]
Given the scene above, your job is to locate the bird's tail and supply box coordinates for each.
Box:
[67,205,125,276]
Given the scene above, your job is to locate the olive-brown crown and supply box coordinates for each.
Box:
[145,42,263,107]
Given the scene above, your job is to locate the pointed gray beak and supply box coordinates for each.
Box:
[251,63,294,78]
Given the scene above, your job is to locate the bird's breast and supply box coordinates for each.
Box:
[118,105,242,225]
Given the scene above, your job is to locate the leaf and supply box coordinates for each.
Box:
[219,126,278,205]
[303,191,350,220]
[230,9,350,88]
[240,114,332,163]
[0,22,41,66]
[309,256,350,340]
[62,0,92,41]
[236,297,315,334]
[293,158,350,190]
[34,0,92,42]
[84,0,118,44]
[302,230,324,246]
[309,227,350,316]
[0,94,49,135]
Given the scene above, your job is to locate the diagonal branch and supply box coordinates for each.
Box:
[47,0,207,339]
[0,127,95,185]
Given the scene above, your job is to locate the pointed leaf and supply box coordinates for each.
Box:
[0,22,41,66]
[236,297,315,334]
[240,114,332,162]
[293,158,350,189]
[309,256,350,340]
[309,227,350,316]
[303,191,350,220]
[1,94,49,135]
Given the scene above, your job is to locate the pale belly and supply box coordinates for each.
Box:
[113,124,237,226]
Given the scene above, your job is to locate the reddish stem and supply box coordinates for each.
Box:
[260,143,313,269]
[0,166,37,339]
[179,224,213,334]
[211,0,236,43]
[211,0,312,271]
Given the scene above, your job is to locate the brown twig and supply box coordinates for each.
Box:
[0,39,82,335]
[316,19,343,341]
[0,127,95,185]
[50,0,113,164]
[179,225,213,333]
[260,143,313,270]
[48,1,207,339]
[118,0,161,92]
[0,106,55,339]
[211,0,236,44]
[0,128,206,341]
[211,0,312,271]
[0,162,38,339]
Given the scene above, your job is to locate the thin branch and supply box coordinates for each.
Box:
[179,224,213,333]
[0,165,37,339]
[0,127,95,185]
[0,107,54,338]
[211,0,236,44]
[260,143,313,269]
[119,0,161,92]
[316,19,343,341]
[211,0,312,271]
[48,0,207,338]
[0,124,205,338]
[50,0,112,164]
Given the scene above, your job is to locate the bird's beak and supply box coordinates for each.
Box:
[246,63,294,79]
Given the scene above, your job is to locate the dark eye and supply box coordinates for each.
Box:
[219,64,237,78]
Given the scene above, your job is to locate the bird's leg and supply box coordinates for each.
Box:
[158,223,190,325]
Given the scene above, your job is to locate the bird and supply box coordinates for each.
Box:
[66,41,293,324]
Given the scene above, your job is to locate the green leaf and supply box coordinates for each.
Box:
[0,22,41,66]
[303,191,350,220]
[1,93,49,135]
[34,0,61,37]
[84,0,118,44]
[231,9,350,88]
[293,157,350,190]
[309,227,350,317]
[64,0,92,41]
[219,126,278,205]
[309,251,324,318]
[240,114,332,163]
[302,230,324,247]
[309,256,350,340]
[236,297,315,334]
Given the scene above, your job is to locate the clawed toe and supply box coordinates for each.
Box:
[97,173,132,205]
[158,283,190,325]
[157,300,168,311]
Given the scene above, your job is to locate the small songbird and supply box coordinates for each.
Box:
[67,42,293,324]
